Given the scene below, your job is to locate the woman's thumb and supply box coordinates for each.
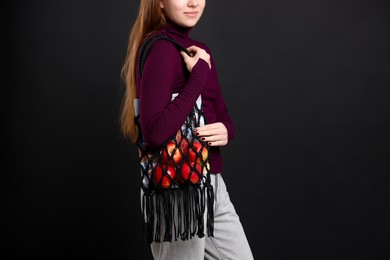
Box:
[180,51,189,59]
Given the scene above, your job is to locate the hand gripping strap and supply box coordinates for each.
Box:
[134,35,214,243]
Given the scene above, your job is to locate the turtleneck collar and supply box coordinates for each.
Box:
[164,18,192,39]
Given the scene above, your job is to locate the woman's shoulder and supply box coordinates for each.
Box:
[144,31,180,51]
[140,31,182,61]
[190,39,212,53]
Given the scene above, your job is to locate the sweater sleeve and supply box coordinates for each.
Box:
[208,51,236,142]
[138,39,210,150]
[214,87,236,142]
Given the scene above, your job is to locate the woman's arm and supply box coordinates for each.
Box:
[195,51,236,145]
[212,81,236,143]
[139,40,210,150]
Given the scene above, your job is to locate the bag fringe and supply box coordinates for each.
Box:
[142,183,214,243]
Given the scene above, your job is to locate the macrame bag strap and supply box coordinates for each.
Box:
[137,34,191,78]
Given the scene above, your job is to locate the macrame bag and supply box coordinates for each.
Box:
[134,35,214,243]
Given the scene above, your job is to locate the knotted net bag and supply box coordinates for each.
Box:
[134,35,214,243]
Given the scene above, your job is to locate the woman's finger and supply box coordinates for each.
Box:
[196,124,227,136]
[208,140,228,146]
[196,129,225,137]
[180,51,190,61]
[186,45,200,52]
[196,122,224,131]
[200,135,226,142]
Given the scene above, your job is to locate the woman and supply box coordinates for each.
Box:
[121,0,253,259]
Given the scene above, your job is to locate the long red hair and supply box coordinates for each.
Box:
[120,0,166,142]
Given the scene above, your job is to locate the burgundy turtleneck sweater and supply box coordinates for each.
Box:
[136,19,235,174]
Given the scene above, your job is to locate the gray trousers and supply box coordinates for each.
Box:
[150,173,254,260]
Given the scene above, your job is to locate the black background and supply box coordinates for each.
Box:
[5,0,390,259]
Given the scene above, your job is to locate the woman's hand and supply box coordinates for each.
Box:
[180,45,211,72]
[195,122,228,146]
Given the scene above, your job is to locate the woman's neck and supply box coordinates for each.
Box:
[165,18,191,39]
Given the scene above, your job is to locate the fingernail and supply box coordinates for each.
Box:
[196,132,199,135]
[201,137,205,141]
[208,142,212,145]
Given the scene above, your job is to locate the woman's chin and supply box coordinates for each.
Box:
[176,18,200,28]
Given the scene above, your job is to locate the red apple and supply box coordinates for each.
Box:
[175,129,182,143]
[180,162,202,185]
[174,130,189,156]
[161,141,182,165]
[153,165,176,189]
[188,141,208,164]
[180,138,189,156]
